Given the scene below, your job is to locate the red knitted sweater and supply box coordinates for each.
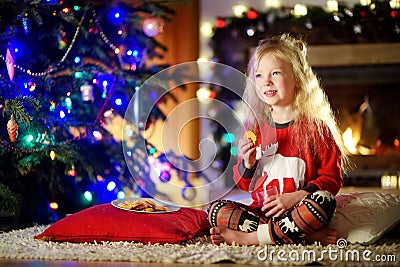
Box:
[233,120,343,206]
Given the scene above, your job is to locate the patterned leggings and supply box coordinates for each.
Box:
[207,190,336,245]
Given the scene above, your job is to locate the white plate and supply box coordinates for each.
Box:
[111,198,180,213]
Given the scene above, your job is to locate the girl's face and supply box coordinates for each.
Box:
[254,52,296,108]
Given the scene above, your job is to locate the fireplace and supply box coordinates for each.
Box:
[309,43,400,186]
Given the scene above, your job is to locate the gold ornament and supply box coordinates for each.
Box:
[7,115,18,142]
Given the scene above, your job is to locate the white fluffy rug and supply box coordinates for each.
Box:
[0,225,399,266]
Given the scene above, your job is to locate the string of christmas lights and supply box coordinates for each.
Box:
[0,12,85,78]
[92,9,125,68]
[60,10,87,63]
[0,76,114,154]
[0,7,129,78]
[0,3,139,153]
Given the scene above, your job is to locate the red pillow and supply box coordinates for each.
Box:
[34,204,210,244]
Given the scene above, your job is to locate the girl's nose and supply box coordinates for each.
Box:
[263,74,273,85]
[264,78,272,86]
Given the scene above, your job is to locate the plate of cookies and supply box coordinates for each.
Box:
[111,198,180,213]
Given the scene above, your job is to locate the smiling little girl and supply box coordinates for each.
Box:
[207,33,350,246]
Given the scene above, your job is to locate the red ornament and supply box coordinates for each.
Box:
[391,10,399,19]
[246,10,258,20]
[215,18,226,28]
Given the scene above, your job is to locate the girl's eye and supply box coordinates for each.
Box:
[255,73,262,79]
[272,71,280,76]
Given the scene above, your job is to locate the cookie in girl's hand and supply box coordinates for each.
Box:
[244,131,257,145]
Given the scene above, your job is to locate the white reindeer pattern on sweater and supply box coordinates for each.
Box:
[256,142,306,194]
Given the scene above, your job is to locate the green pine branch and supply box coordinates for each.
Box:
[3,96,41,126]
[0,182,21,215]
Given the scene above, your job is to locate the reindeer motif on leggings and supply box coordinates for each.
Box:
[279,217,299,233]
[239,219,258,232]
[256,142,305,194]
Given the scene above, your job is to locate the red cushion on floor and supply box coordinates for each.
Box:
[34,203,210,244]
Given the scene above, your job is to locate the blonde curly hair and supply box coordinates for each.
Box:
[242,33,350,172]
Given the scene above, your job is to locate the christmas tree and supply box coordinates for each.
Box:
[0,0,189,226]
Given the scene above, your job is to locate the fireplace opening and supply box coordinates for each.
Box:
[315,64,400,187]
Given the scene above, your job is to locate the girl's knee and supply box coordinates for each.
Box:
[267,190,337,245]
[303,190,337,222]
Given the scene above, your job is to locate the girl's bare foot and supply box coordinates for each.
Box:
[210,227,259,246]
[305,226,338,245]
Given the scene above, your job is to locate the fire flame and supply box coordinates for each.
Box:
[343,127,358,154]
[342,127,376,155]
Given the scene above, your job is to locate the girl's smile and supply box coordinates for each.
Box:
[263,89,278,97]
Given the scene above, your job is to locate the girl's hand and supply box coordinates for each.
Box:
[238,138,257,169]
[261,190,309,217]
